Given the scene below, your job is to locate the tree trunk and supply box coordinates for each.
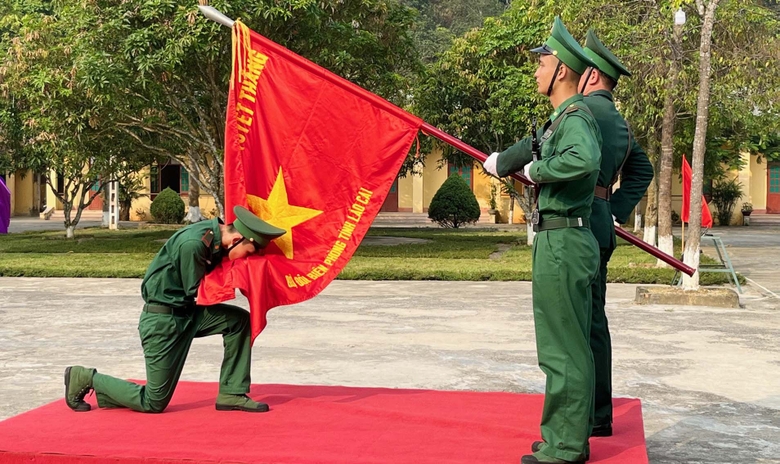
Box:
[66,225,75,239]
[683,0,720,291]
[519,188,536,245]
[656,23,684,266]
[508,197,515,225]
[643,136,659,245]
[643,174,659,246]
[184,178,205,223]
[102,190,110,227]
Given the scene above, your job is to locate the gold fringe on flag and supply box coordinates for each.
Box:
[231,20,252,86]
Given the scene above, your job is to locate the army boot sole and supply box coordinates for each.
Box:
[64,367,91,412]
[215,403,270,413]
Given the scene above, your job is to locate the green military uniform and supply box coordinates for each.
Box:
[89,207,285,413]
[495,18,602,463]
[581,30,654,433]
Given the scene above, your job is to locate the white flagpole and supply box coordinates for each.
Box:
[198,5,235,28]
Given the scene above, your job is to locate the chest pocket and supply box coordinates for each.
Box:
[539,104,593,160]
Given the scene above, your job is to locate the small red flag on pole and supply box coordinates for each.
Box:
[681,155,713,228]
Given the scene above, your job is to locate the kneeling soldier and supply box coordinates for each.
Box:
[65,206,285,413]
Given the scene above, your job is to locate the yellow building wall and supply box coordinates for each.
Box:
[397,173,414,212]
[12,170,34,216]
[472,163,492,213]
[422,150,449,210]
[750,155,768,211]
[129,166,222,221]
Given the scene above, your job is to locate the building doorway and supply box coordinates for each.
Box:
[768,163,780,213]
[380,178,399,212]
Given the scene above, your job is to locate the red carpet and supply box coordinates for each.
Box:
[0,382,647,463]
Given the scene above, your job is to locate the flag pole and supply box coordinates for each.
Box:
[198,5,235,28]
[681,221,685,256]
[420,123,695,276]
[197,6,695,277]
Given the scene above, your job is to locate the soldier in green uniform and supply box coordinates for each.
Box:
[64,205,286,414]
[579,30,654,437]
[483,18,601,464]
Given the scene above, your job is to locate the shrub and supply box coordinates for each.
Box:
[428,174,481,228]
[711,178,743,226]
[150,188,185,224]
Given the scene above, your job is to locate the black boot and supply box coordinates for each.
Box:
[591,423,612,437]
[64,366,96,412]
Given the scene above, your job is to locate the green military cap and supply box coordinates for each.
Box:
[233,205,286,248]
[531,17,597,75]
[583,29,631,82]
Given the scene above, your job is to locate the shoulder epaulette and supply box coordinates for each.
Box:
[201,230,214,247]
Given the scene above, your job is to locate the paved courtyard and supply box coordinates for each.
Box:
[0,277,778,464]
[2,220,779,463]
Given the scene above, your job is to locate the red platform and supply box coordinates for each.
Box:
[0,382,647,463]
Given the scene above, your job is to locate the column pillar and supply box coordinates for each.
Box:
[412,170,424,214]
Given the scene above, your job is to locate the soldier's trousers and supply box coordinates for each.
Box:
[92,303,252,413]
[590,246,616,429]
[532,227,599,462]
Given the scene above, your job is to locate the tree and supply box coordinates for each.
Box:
[401,0,508,63]
[82,0,422,219]
[682,0,721,290]
[1,2,150,238]
[413,1,558,231]
[428,173,481,228]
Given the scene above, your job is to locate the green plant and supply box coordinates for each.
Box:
[741,202,753,214]
[711,178,743,226]
[428,174,481,228]
[671,210,680,224]
[489,184,498,211]
[118,176,148,221]
[149,188,184,224]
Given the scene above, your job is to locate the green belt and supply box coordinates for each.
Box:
[534,216,589,232]
[143,303,190,315]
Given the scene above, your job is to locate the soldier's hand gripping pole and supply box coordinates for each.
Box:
[419,122,696,276]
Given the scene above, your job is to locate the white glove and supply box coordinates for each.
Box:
[613,214,619,226]
[523,161,534,180]
[483,152,500,177]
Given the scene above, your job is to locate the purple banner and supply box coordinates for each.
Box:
[0,176,10,234]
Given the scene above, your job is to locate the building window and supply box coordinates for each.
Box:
[150,163,189,195]
[448,162,473,189]
[57,173,64,195]
[770,166,780,193]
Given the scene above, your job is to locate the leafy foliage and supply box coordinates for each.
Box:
[150,187,185,224]
[428,173,481,228]
[710,178,743,226]
[0,1,151,237]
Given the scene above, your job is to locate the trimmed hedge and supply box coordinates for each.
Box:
[150,187,185,224]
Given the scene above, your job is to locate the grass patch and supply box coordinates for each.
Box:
[0,226,738,285]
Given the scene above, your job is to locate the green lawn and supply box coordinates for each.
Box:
[0,226,734,285]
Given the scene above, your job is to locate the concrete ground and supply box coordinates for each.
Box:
[6,217,138,234]
[699,226,780,297]
[2,219,779,463]
[0,278,778,464]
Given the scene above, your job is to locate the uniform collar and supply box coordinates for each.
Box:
[210,218,223,258]
[588,89,614,101]
[550,93,584,122]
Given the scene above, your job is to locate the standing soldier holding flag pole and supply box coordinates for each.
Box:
[483,17,602,464]
[578,29,654,438]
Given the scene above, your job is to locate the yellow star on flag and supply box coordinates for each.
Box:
[246,167,323,260]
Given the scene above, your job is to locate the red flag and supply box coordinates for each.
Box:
[197,21,422,342]
[681,156,713,228]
